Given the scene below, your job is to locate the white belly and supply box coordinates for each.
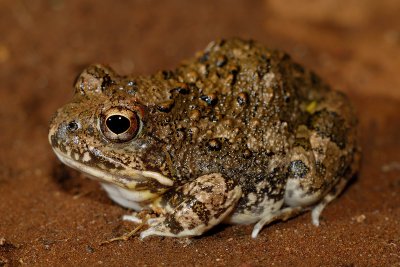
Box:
[101,183,151,211]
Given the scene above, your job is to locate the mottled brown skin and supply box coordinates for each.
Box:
[49,39,359,238]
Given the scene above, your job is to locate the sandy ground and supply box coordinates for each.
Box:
[0,0,399,266]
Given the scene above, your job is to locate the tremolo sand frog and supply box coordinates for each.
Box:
[49,39,359,239]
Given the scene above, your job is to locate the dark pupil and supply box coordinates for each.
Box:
[106,115,131,134]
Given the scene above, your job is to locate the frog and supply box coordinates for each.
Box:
[48,38,359,239]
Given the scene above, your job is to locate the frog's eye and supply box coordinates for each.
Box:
[100,108,140,143]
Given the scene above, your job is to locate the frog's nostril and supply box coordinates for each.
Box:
[67,121,79,132]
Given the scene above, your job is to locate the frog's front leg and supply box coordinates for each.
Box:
[139,173,242,239]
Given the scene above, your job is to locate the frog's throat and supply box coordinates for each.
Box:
[101,182,151,211]
[51,148,174,192]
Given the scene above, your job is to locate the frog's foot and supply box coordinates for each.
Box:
[251,206,305,238]
[311,175,349,226]
[140,173,242,239]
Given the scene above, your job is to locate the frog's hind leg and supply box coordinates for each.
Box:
[139,173,242,239]
[311,169,353,226]
[251,206,305,238]
[251,166,351,238]
[251,176,348,238]
[284,90,360,228]
[312,145,360,226]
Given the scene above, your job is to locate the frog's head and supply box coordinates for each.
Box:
[49,65,174,205]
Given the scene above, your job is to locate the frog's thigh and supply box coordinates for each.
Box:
[283,146,323,208]
[140,173,242,239]
[284,138,349,226]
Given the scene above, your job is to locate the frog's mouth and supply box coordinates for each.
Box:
[51,147,174,203]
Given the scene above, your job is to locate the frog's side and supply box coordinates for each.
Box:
[49,39,359,239]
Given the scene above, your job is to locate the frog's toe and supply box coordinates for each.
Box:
[147,217,163,225]
[311,176,350,226]
[139,218,169,239]
[251,207,304,238]
[139,228,158,239]
[311,204,323,226]
[122,214,142,224]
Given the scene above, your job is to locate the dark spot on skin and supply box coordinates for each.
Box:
[200,94,218,106]
[336,155,349,177]
[240,168,286,205]
[101,74,113,90]
[67,121,79,132]
[171,83,190,94]
[164,215,185,235]
[207,139,222,151]
[91,153,126,171]
[188,127,199,140]
[237,92,249,106]
[200,185,215,193]
[257,64,270,79]
[243,149,252,159]
[191,200,211,225]
[288,160,309,179]
[210,113,220,122]
[86,126,95,136]
[266,151,275,157]
[310,72,321,86]
[134,178,170,193]
[159,187,184,209]
[287,190,294,198]
[73,72,82,89]
[157,100,175,112]
[216,55,227,67]
[330,185,337,196]
[224,178,238,191]
[280,52,291,61]
[225,65,240,84]
[284,93,291,103]
[260,54,271,70]
[229,66,240,75]
[162,70,174,80]
[292,63,305,75]
[213,203,232,220]
[198,52,209,63]
[50,135,62,151]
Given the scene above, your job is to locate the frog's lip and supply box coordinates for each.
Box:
[51,147,174,188]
